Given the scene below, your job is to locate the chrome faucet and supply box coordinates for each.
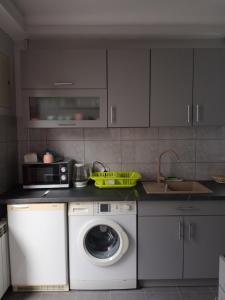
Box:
[157,149,180,183]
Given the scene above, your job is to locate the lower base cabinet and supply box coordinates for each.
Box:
[138,201,225,280]
[138,216,183,279]
[183,216,225,279]
[219,287,225,300]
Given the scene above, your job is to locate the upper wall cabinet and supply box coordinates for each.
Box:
[193,49,225,126]
[21,49,106,89]
[108,49,150,127]
[23,89,107,128]
[150,49,193,127]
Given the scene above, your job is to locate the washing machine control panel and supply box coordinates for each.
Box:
[95,201,136,215]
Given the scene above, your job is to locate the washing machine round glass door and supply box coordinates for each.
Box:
[79,219,129,267]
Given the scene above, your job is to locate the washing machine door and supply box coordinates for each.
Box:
[79,218,129,267]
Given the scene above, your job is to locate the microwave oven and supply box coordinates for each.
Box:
[22,160,74,189]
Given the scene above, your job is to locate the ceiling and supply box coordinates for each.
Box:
[2,0,225,39]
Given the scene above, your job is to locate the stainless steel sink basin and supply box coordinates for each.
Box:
[142,181,212,194]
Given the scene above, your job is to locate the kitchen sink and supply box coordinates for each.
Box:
[142,181,212,194]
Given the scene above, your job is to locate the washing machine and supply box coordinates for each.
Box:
[68,201,137,290]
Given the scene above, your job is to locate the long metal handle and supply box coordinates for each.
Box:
[58,123,77,126]
[11,205,29,209]
[110,106,114,124]
[189,223,194,240]
[54,82,73,86]
[196,104,199,123]
[187,105,190,124]
[178,221,183,240]
[176,206,200,211]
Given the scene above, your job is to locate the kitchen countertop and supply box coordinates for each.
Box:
[0,182,139,204]
[138,181,225,201]
[1,181,225,204]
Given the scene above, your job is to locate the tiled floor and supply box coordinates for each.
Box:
[2,287,218,300]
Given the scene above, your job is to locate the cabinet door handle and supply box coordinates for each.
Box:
[189,223,194,240]
[11,205,29,209]
[176,206,200,211]
[196,104,199,123]
[53,82,73,86]
[178,221,183,240]
[187,104,191,124]
[58,123,76,126]
[110,106,115,124]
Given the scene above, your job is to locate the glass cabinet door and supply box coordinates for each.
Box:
[24,90,107,128]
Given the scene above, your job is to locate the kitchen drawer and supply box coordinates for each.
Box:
[138,201,225,216]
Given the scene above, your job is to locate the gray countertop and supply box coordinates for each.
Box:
[0,182,139,204]
[1,181,225,204]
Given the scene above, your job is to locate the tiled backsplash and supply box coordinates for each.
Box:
[17,126,225,182]
[0,115,18,192]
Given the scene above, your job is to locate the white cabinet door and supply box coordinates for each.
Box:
[2,231,10,293]
[21,49,106,89]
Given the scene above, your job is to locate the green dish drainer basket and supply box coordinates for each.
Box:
[91,171,142,188]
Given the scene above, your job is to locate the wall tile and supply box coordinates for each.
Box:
[47,128,83,141]
[196,126,225,139]
[14,126,225,183]
[158,140,195,163]
[0,116,5,142]
[121,140,158,163]
[196,140,225,162]
[122,163,156,180]
[6,142,18,168]
[196,163,225,180]
[105,164,122,172]
[17,141,28,164]
[84,128,120,140]
[17,141,29,183]
[85,141,121,164]
[47,140,84,162]
[159,127,195,140]
[0,143,7,168]
[120,128,158,140]
[29,128,47,141]
[160,163,196,180]
[29,141,47,154]
[0,117,18,190]
[16,118,28,141]
[5,116,17,142]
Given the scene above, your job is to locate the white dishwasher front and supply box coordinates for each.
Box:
[7,203,68,292]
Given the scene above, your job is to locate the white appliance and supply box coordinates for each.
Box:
[69,201,137,290]
[7,203,68,292]
[0,221,10,299]
[219,256,225,299]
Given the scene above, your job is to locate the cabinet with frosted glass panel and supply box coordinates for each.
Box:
[23,89,107,128]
